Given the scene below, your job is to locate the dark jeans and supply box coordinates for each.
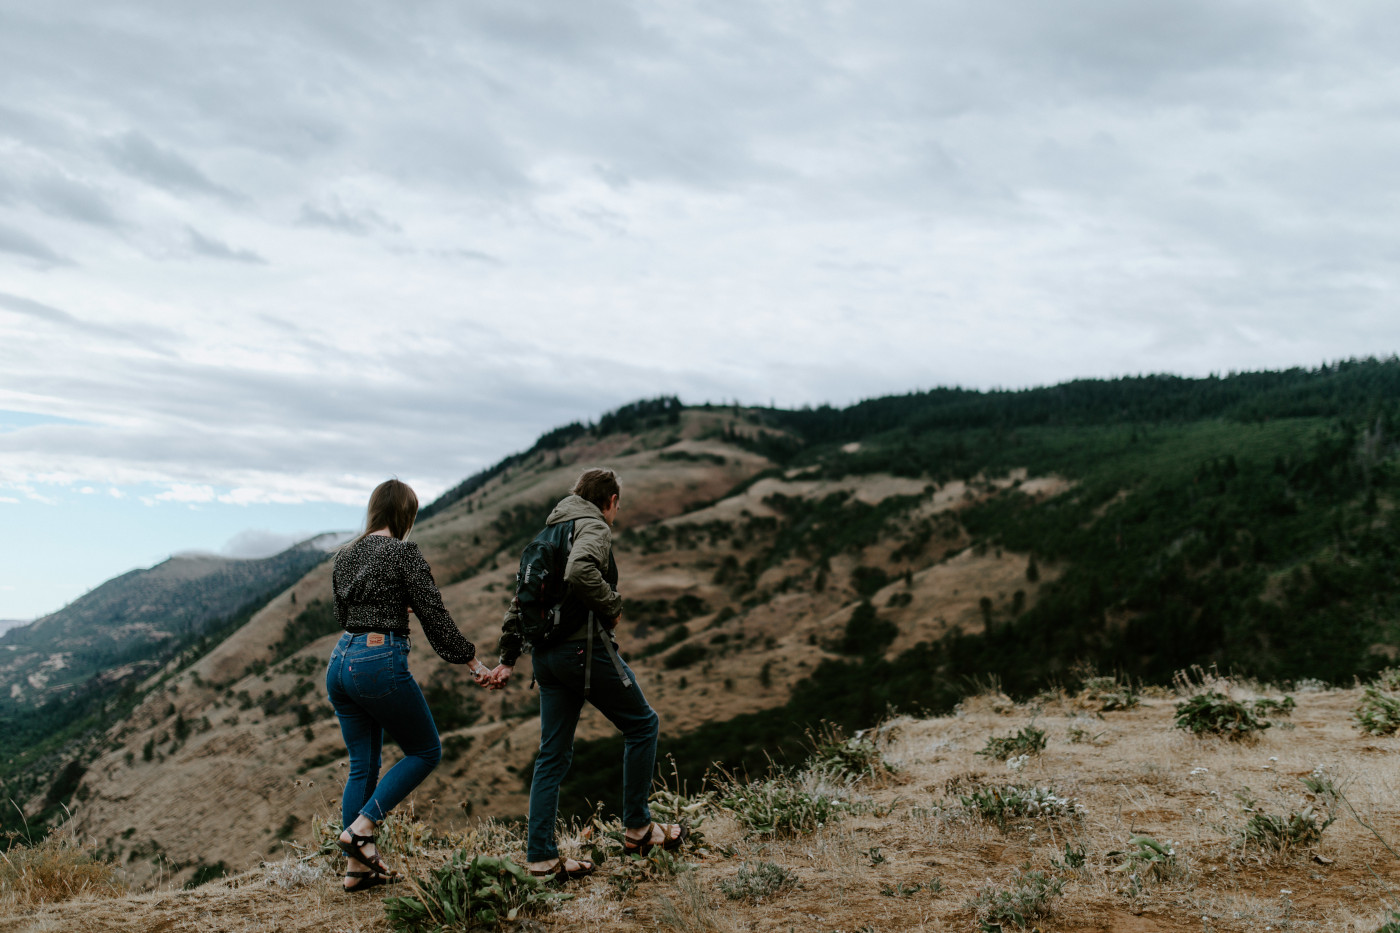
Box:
[527,638,659,862]
[326,631,442,827]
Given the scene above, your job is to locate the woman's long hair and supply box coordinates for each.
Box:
[357,478,419,542]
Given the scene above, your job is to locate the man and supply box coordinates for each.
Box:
[488,468,683,879]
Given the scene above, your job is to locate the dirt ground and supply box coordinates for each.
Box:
[6,680,1400,932]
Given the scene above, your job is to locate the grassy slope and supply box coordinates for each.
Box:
[6,681,1400,932]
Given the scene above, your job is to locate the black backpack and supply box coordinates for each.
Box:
[511,517,633,695]
[512,520,577,650]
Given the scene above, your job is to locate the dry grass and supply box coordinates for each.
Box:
[8,681,1400,932]
[0,824,123,910]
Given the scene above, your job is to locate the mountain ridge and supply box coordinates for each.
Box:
[3,361,1396,894]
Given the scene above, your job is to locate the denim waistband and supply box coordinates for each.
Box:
[339,629,411,650]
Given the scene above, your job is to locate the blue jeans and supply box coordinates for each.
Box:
[527,638,659,862]
[326,631,442,827]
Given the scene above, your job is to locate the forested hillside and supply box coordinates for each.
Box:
[561,359,1400,809]
[9,360,1397,890]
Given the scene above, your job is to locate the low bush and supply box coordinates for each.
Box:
[805,724,896,785]
[1106,835,1184,882]
[718,861,800,901]
[968,867,1065,931]
[384,852,571,932]
[1173,692,1271,740]
[958,783,1083,832]
[720,778,850,836]
[1239,806,1334,853]
[977,725,1047,761]
[1354,686,1400,735]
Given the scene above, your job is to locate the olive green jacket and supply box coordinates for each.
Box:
[496,495,621,665]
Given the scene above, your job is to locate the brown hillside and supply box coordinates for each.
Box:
[55,409,1063,890]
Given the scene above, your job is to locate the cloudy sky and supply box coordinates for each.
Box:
[2,1,1398,619]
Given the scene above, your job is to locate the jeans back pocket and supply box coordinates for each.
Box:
[348,649,398,700]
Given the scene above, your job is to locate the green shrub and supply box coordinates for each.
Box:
[1239,806,1334,853]
[718,861,799,901]
[1106,836,1183,881]
[1354,686,1400,735]
[958,784,1083,832]
[719,779,849,836]
[384,852,571,932]
[805,724,896,785]
[1173,692,1270,740]
[1252,696,1296,718]
[977,725,1047,760]
[968,867,1065,931]
[1376,909,1400,933]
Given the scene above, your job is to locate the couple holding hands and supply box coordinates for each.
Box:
[325,470,683,892]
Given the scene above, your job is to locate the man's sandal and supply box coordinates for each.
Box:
[529,857,596,882]
[343,870,400,893]
[622,821,687,857]
[338,830,395,876]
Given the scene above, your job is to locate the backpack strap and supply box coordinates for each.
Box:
[582,612,632,698]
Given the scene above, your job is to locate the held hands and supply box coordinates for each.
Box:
[469,661,492,687]
[485,664,513,691]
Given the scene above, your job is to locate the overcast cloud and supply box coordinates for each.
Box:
[1,1,1399,615]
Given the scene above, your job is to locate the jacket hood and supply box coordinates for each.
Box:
[546,494,606,526]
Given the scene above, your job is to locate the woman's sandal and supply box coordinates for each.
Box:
[338,830,396,876]
[529,857,596,882]
[343,870,400,893]
[622,821,687,857]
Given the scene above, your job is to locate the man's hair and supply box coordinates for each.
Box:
[573,468,620,511]
[361,478,419,541]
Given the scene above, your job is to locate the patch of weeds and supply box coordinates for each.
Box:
[977,724,1047,761]
[1080,675,1139,712]
[718,861,800,901]
[1376,909,1400,933]
[881,878,941,897]
[968,867,1065,931]
[957,783,1083,832]
[1173,692,1271,740]
[0,826,123,907]
[1252,695,1296,718]
[805,723,897,785]
[384,852,571,931]
[863,847,886,866]
[261,857,326,890]
[1239,807,1334,853]
[720,777,851,836]
[1354,686,1400,735]
[1066,719,1107,745]
[656,872,723,933]
[1050,842,1087,872]
[1106,836,1184,882]
[1375,667,1400,691]
[304,809,446,863]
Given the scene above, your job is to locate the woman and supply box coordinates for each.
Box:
[326,478,490,892]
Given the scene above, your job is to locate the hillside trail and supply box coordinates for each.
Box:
[5,685,1399,932]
